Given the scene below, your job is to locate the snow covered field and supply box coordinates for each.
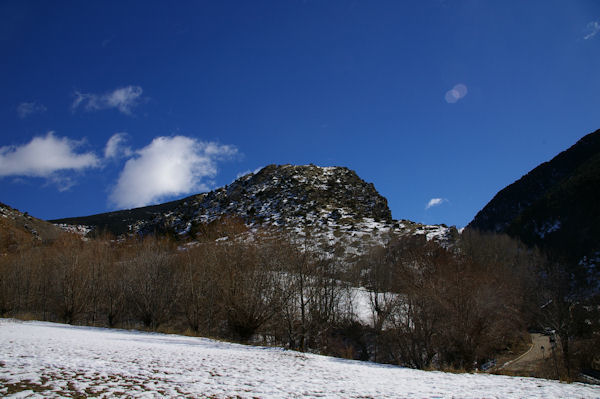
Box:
[1,319,598,398]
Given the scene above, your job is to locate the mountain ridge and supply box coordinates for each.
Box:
[50,164,453,250]
[468,128,600,263]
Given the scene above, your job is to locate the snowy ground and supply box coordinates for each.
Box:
[1,319,598,398]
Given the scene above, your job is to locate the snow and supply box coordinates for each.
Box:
[413,224,450,241]
[54,223,92,237]
[346,287,400,326]
[535,220,561,238]
[346,287,374,325]
[1,319,598,398]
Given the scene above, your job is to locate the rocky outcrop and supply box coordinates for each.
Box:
[51,164,452,250]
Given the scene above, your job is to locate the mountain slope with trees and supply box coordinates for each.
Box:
[468,128,600,264]
[2,159,598,380]
[468,129,600,379]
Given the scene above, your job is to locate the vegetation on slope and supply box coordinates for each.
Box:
[2,217,597,379]
[0,202,63,254]
[468,128,600,265]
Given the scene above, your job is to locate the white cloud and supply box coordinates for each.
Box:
[104,133,132,159]
[425,198,447,210]
[17,101,47,118]
[0,132,100,185]
[584,21,600,40]
[109,136,237,208]
[444,83,468,103]
[72,85,144,115]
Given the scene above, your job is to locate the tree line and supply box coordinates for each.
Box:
[0,217,597,378]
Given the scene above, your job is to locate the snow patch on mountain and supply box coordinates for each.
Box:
[535,220,561,238]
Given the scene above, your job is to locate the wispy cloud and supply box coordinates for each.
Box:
[17,101,47,118]
[444,83,468,104]
[584,21,600,40]
[0,132,100,189]
[104,133,132,159]
[236,166,264,179]
[109,136,237,208]
[101,35,115,47]
[425,198,447,210]
[72,85,144,115]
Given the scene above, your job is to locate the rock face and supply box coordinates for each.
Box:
[52,164,390,234]
[51,164,451,250]
[188,164,392,226]
[468,129,600,264]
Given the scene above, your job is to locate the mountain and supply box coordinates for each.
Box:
[468,129,600,264]
[51,164,453,251]
[0,202,63,253]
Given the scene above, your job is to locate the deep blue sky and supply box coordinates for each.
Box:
[1,1,599,227]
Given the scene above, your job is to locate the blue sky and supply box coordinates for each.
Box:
[1,1,599,227]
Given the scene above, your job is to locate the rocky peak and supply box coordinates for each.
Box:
[220,164,391,223]
[51,164,451,252]
[136,164,391,234]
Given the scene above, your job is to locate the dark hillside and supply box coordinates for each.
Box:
[50,195,196,236]
[468,129,600,263]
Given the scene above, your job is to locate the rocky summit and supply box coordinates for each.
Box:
[51,164,452,250]
[179,164,392,227]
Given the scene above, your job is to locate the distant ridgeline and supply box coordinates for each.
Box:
[50,164,453,248]
[468,129,600,266]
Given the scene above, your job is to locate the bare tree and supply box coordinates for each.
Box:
[51,235,90,324]
[535,259,595,379]
[217,238,284,341]
[176,243,221,334]
[125,237,177,329]
[360,246,393,331]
